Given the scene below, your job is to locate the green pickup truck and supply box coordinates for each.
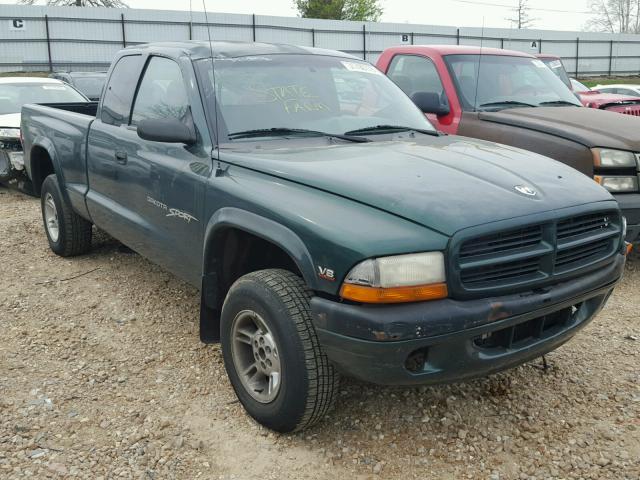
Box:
[21,41,626,432]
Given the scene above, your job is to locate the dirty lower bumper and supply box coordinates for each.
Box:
[614,193,640,244]
[310,254,624,386]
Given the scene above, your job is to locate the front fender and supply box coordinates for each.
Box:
[203,207,319,291]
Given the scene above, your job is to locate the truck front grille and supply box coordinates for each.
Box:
[459,225,543,258]
[454,210,620,295]
[460,257,541,287]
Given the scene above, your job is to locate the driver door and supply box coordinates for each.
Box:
[122,55,211,285]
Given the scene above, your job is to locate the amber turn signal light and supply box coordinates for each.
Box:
[340,282,448,304]
[625,242,633,256]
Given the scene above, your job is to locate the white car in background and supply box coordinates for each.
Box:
[593,84,640,96]
[0,77,88,192]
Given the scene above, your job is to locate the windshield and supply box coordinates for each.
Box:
[0,82,87,115]
[444,54,581,111]
[197,54,435,139]
[72,76,106,98]
[539,57,572,89]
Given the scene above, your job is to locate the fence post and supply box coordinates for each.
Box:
[501,38,504,49]
[44,14,53,72]
[575,37,580,77]
[311,28,315,47]
[252,14,256,41]
[121,13,126,48]
[456,28,460,45]
[188,19,193,40]
[362,24,366,60]
[608,39,613,77]
[538,39,542,53]
[410,32,414,45]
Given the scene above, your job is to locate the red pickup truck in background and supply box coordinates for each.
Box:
[376,45,640,244]
[536,54,640,115]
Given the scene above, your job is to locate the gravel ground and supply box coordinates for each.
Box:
[1,186,639,480]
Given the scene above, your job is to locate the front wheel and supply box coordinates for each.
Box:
[220,269,339,432]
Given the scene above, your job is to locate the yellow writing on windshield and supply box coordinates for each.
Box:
[250,84,331,114]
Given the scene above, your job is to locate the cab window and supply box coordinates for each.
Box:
[101,55,143,126]
[386,55,445,99]
[131,56,190,126]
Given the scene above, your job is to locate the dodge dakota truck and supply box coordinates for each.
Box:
[22,41,626,432]
[377,45,640,244]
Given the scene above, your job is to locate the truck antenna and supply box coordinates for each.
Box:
[201,0,220,152]
[473,17,485,112]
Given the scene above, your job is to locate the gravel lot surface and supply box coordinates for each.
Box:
[1,186,639,480]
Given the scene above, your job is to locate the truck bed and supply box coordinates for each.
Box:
[36,101,98,116]
[21,102,97,216]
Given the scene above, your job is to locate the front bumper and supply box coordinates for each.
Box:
[614,193,640,243]
[311,253,624,386]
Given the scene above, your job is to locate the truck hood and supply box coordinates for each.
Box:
[0,113,20,129]
[478,106,640,151]
[222,135,612,236]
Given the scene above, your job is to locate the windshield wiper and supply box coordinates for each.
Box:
[227,127,370,143]
[478,101,537,109]
[538,100,580,107]
[343,125,439,137]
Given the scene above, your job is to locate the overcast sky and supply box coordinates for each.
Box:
[2,0,597,32]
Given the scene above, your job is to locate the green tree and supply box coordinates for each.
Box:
[294,0,383,21]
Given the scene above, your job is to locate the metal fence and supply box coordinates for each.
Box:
[2,4,640,76]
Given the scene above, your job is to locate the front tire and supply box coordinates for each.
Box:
[220,269,339,432]
[40,174,92,257]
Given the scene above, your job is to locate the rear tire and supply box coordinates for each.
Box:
[40,174,92,257]
[220,269,339,432]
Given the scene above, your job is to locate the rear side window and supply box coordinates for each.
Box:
[101,55,143,126]
[130,56,190,126]
[386,55,444,99]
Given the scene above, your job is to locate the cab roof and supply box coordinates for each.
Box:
[384,44,536,58]
[126,40,360,61]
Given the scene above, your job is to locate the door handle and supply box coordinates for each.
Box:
[115,151,127,165]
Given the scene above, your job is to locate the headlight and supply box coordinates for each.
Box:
[340,252,447,303]
[0,128,20,139]
[594,175,639,193]
[593,148,637,168]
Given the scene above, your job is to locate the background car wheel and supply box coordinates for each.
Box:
[40,174,92,257]
[221,269,339,432]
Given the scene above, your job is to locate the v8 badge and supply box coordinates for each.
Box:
[317,266,335,281]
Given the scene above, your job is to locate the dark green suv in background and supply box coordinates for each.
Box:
[21,41,627,432]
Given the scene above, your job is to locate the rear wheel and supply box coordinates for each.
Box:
[40,174,92,257]
[220,269,339,432]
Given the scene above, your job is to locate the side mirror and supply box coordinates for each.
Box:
[137,118,196,144]
[411,92,450,116]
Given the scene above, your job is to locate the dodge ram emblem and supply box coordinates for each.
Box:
[514,185,537,196]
